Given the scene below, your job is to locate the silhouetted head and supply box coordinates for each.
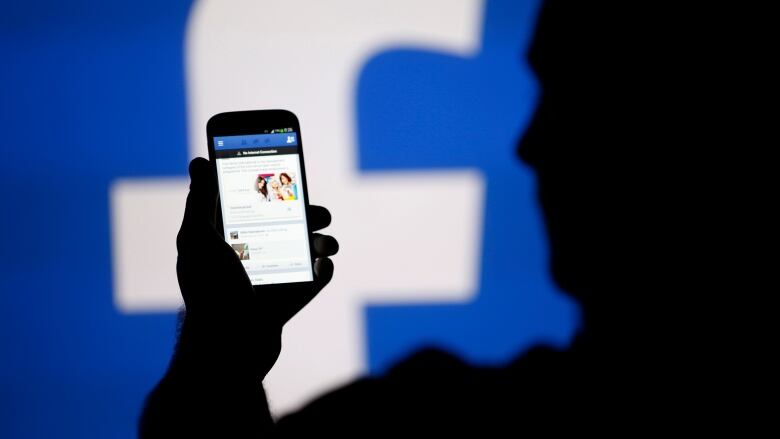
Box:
[519,1,653,324]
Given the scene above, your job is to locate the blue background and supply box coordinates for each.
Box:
[0,0,578,437]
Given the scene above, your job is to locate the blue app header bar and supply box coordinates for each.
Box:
[214,132,298,150]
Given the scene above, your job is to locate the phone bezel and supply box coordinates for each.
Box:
[206,109,316,290]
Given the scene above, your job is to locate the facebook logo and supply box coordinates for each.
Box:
[1,0,578,436]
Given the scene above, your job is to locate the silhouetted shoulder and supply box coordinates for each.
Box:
[276,346,587,435]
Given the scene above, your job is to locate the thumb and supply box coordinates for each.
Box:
[178,158,218,250]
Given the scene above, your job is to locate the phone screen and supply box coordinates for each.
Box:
[213,130,313,285]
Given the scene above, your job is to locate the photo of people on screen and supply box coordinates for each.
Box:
[231,243,250,260]
[256,172,298,202]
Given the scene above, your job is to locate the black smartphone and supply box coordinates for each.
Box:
[207,109,315,287]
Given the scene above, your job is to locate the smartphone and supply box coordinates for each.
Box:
[207,109,315,287]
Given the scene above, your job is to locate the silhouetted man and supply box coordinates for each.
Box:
[140,1,682,436]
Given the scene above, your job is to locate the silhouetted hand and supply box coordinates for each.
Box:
[172,157,338,381]
[140,157,336,437]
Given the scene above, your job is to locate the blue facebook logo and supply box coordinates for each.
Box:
[0,0,578,437]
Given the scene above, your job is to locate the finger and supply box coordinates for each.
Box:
[307,205,332,231]
[313,257,334,289]
[313,233,339,257]
[273,257,334,325]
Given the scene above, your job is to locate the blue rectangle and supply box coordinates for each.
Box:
[214,132,298,150]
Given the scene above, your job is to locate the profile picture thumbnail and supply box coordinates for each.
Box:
[229,231,239,240]
[255,172,298,202]
[231,243,250,260]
